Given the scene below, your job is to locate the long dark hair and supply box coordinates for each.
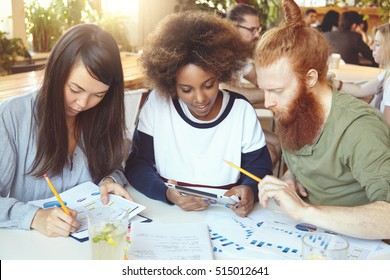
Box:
[30,24,125,182]
[339,11,362,31]
[317,10,339,33]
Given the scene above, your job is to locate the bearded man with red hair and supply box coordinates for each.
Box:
[256,0,390,240]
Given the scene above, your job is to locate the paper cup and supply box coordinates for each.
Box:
[329,53,341,69]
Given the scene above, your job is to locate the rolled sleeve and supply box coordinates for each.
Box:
[365,178,390,203]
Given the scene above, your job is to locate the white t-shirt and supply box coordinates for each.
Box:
[379,70,390,113]
[137,89,266,186]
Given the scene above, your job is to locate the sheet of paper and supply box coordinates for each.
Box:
[247,208,380,260]
[128,222,214,260]
[205,207,381,260]
[28,181,145,241]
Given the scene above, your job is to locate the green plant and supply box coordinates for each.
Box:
[358,0,390,23]
[175,0,231,15]
[24,0,132,52]
[25,0,67,52]
[377,0,389,23]
[67,0,86,26]
[263,0,283,28]
[98,15,133,52]
[174,0,283,30]
[0,31,30,76]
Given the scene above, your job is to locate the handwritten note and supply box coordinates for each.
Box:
[128,222,214,260]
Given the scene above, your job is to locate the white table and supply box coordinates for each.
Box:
[0,188,228,260]
[331,63,381,83]
[0,187,389,260]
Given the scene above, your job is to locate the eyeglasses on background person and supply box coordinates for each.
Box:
[237,24,262,34]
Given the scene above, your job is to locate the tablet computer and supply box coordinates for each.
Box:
[165,183,239,205]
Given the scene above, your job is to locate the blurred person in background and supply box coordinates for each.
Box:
[324,11,377,66]
[316,10,339,33]
[303,8,318,27]
[224,3,282,170]
[331,23,390,126]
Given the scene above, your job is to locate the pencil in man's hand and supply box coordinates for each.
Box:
[224,160,262,183]
[43,173,70,215]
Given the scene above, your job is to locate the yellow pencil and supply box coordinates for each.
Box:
[224,160,262,183]
[43,173,70,215]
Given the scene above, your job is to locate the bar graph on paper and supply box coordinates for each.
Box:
[246,221,306,259]
[207,210,379,260]
[29,181,145,235]
[247,219,376,260]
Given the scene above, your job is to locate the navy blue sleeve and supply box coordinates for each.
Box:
[124,129,171,204]
[238,146,273,202]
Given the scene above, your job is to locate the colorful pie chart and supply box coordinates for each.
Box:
[295,223,317,232]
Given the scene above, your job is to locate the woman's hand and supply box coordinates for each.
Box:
[166,179,210,211]
[31,208,80,237]
[167,188,211,211]
[99,177,134,204]
[224,185,254,217]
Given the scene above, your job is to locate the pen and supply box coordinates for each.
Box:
[43,173,70,215]
[224,160,262,183]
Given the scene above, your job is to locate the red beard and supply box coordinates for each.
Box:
[274,83,325,151]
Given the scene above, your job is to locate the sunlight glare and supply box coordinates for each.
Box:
[24,0,52,9]
[101,0,139,16]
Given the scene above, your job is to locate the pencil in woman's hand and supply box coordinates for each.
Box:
[44,173,70,215]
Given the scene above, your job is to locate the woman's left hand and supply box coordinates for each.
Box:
[99,177,134,204]
[224,185,254,217]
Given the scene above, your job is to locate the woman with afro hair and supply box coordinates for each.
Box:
[125,11,272,217]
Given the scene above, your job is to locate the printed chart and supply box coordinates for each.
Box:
[29,181,145,241]
[206,207,380,260]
